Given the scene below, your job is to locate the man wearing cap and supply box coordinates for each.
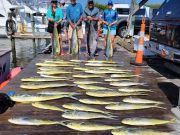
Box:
[66,0,83,52]
[46,0,64,54]
[102,0,118,51]
[83,0,100,56]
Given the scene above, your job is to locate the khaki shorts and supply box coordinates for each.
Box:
[68,25,83,39]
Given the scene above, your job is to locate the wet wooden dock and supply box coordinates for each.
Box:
[0,47,176,135]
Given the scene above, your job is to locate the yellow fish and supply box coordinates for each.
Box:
[78,84,110,90]
[21,77,67,82]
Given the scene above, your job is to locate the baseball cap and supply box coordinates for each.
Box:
[51,0,58,3]
[108,0,113,5]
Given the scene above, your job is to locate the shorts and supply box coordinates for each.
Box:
[68,25,83,39]
[103,28,116,36]
[47,21,61,34]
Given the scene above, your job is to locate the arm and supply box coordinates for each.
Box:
[66,6,75,28]
[46,8,54,22]
[101,11,108,25]
[110,11,118,26]
[76,4,83,26]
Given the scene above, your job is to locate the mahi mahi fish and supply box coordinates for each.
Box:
[123,97,164,104]
[118,88,153,93]
[70,27,79,55]
[60,120,122,131]
[8,117,60,126]
[111,74,141,78]
[62,103,110,114]
[44,60,74,64]
[37,71,72,75]
[78,84,111,90]
[104,78,131,82]
[38,67,68,71]
[105,103,165,111]
[85,70,127,74]
[111,128,172,135]
[73,67,89,71]
[10,94,74,103]
[87,60,117,64]
[32,102,66,112]
[85,63,119,67]
[105,26,113,58]
[86,90,147,97]
[40,74,68,79]
[21,77,68,82]
[20,83,74,90]
[121,117,174,126]
[38,91,81,96]
[73,74,104,78]
[79,98,117,105]
[110,82,146,87]
[70,59,85,63]
[36,63,75,67]
[74,80,102,85]
[87,21,97,56]
[62,110,116,120]
[52,27,61,56]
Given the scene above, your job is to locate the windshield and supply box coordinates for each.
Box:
[116,8,129,15]
[135,9,145,15]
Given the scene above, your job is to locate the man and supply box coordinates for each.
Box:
[83,0,100,56]
[59,0,69,43]
[102,0,118,52]
[44,0,63,54]
[66,0,83,53]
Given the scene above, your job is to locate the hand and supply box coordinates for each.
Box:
[50,19,54,22]
[70,23,76,29]
[109,23,114,27]
[104,21,109,26]
[54,23,58,28]
[87,16,93,21]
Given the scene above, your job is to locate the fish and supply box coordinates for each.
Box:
[70,27,79,55]
[74,80,102,85]
[104,78,131,82]
[40,74,69,79]
[87,60,117,64]
[111,74,141,78]
[85,63,119,67]
[36,63,75,67]
[121,117,173,126]
[110,82,146,87]
[10,94,74,103]
[38,91,81,96]
[73,74,104,78]
[37,71,72,75]
[118,88,153,93]
[32,102,66,112]
[44,60,74,64]
[62,103,110,114]
[105,103,166,111]
[111,128,171,135]
[20,83,74,90]
[77,84,110,90]
[21,77,67,82]
[87,21,97,56]
[79,98,117,105]
[99,67,131,72]
[85,70,126,74]
[105,26,113,58]
[60,120,122,131]
[52,27,61,56]
[38,67,67,71]
[73,67,88,71]
[70,59,85,63]
[8,117,60,126]
[62,111,116,120]
[122,97,164,104]
[86,90,147,97]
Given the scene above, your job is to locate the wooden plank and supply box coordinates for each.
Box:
[0,51,176,134]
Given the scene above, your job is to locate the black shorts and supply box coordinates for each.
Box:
[47,21,61,34]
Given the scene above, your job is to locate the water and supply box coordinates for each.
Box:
[0,38,49,68]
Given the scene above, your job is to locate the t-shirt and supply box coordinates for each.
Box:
[66,3,83,23]
[102,9,119,30]
[83,7,100,31]
[46,7,63,22]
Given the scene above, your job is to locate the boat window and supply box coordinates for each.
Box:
[116,8,129,15]
[0,14,5,17]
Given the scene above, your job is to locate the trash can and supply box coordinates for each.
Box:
[0,50,11,83]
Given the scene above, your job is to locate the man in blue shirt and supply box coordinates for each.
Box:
[102,0,118,51]
[66,0,83,52]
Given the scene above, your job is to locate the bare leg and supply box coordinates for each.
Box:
[78,38,82,54]
[104,35,107,49]
[59,34,64,55]
[111,35,115,49]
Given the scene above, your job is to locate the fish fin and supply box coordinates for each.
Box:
[69,96,78,100]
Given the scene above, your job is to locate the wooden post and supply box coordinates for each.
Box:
[31,14,36,56]
[42,14,45,24]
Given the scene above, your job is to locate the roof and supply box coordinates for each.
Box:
[153,0,180,20]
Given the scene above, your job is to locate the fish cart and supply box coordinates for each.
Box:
[0,50,178,135]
